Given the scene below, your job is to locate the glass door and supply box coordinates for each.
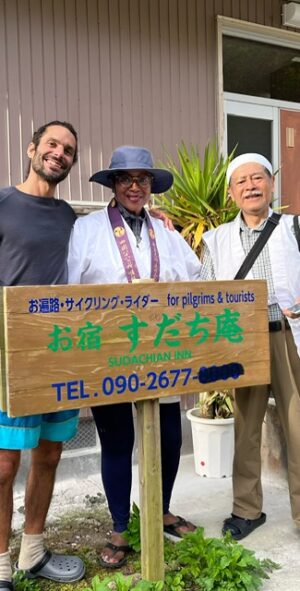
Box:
[224,94,279,204]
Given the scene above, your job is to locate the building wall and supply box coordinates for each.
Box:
[0,0,285,203]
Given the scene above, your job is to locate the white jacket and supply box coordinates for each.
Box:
[68,207,202,403]
[68,208,201,284]
[203,210,300,356]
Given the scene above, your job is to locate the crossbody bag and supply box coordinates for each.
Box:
[234,212,281,280]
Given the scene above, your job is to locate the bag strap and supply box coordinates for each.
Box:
[234,212,281,280]
[293,215,300,252]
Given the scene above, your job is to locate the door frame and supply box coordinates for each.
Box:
[217,16,300,205]
[224,93,300,206]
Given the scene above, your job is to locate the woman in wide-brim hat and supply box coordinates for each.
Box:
[68,145,201,568]
[90,145,173,194]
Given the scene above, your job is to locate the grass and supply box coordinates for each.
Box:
[11,502,280,591]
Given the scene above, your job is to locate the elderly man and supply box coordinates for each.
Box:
[200,153,300,540]
[68,145,201,567]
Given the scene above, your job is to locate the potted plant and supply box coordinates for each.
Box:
[156,142,237,478]
[186,390,234,478]
[197,389,234,419]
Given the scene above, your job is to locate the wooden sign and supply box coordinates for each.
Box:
[0,280,270,417]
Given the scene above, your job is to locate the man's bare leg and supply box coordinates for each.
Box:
[24,439,62,534]
[18,440,62,569]
[0,450,20,584]
[0,449,20,553]
[18,439,85,581]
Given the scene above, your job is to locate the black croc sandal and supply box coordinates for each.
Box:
[15,550,85,583]
[222,512,267,540]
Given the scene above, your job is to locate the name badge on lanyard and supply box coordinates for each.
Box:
[107,200,160,283]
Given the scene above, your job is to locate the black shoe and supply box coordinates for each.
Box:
[222,512,267,540]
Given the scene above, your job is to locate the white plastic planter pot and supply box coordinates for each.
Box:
[186,408,234,478]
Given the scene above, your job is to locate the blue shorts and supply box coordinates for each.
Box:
[0,409,79,450]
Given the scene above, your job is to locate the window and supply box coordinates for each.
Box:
[223,36,300,102]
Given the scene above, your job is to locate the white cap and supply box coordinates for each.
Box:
[226,153,273,184]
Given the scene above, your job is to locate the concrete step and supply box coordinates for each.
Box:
[14,409,194,490]
[15,400,287,491]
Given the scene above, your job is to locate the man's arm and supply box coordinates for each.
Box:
[283,216,300,318]
[200,241,216,281]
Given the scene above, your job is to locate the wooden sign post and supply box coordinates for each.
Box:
[137,398,164,580]
[0,280,270,581]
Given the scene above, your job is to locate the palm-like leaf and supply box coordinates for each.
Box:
[155,142,237,254]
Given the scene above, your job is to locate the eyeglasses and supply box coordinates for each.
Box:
[114,173,153,188]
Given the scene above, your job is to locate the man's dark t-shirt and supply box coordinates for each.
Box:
[0,187,76,286]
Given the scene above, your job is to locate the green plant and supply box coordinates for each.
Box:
[197,388,234,419]
[121,506,280,591]
[165,528,280,591]
[84,573,164,591]
[155,142,237,255]
[156,141,238,415]
[85,525,279,591]
[123,502,141,552]
[13,572,41,591]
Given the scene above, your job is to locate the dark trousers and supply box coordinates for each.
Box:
[92,401,182,532]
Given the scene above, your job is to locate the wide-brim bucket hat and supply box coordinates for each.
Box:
[89,145,173,193]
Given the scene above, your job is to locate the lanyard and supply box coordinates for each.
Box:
[107,200,160,282]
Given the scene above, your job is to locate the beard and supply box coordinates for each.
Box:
[31,152,71,184]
